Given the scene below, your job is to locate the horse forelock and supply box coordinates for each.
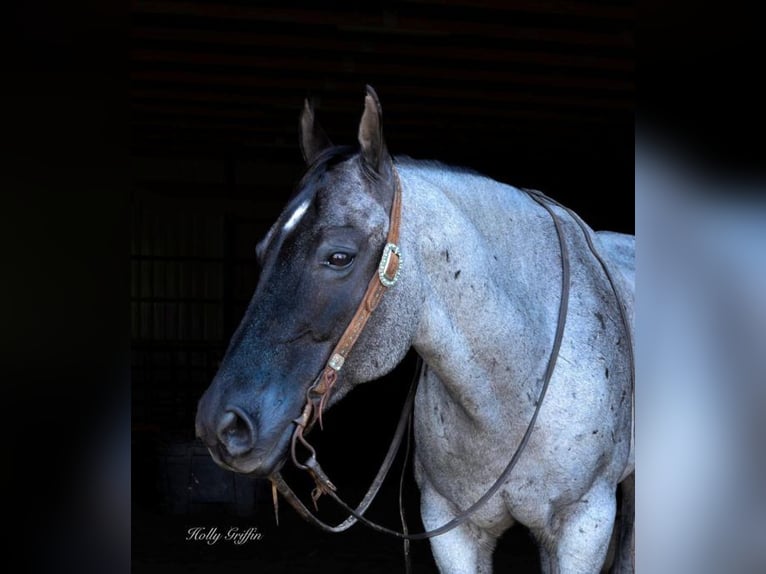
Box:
[258,145,394,262]
[294,145,358,194]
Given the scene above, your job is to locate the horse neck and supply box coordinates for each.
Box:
[399,162,565,425]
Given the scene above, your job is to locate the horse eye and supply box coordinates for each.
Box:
[326,252,354,268]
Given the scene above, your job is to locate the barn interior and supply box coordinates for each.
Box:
[129,2,633,572]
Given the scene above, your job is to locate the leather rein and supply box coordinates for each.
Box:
[269,163,635,542]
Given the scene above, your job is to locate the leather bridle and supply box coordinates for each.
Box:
[290,166,403,441]
[269,161,635,546]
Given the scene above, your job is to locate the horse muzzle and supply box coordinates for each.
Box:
[195,399,292,477]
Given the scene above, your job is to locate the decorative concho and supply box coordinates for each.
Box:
[328,353,345,371]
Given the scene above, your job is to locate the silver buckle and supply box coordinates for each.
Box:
[378,243,402,287]
[328,353,345,371]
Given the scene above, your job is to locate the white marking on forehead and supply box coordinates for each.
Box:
[282,198,311,233]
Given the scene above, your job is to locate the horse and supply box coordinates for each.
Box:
[195,86,635,574]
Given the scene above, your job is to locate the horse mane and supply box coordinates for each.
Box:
[289,149,487,205]
[394,155,482,178]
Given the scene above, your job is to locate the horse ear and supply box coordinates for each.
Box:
[358,85,391,177]
[299,98,332,165]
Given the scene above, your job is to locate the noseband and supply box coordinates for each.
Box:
[270,162,635,545]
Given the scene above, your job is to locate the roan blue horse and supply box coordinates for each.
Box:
[196,87,635,573]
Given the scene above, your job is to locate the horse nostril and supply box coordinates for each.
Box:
[216,407,256,458]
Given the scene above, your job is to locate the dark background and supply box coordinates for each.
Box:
[129,1,633,573]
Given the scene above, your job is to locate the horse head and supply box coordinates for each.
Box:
[195,87,420,477]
